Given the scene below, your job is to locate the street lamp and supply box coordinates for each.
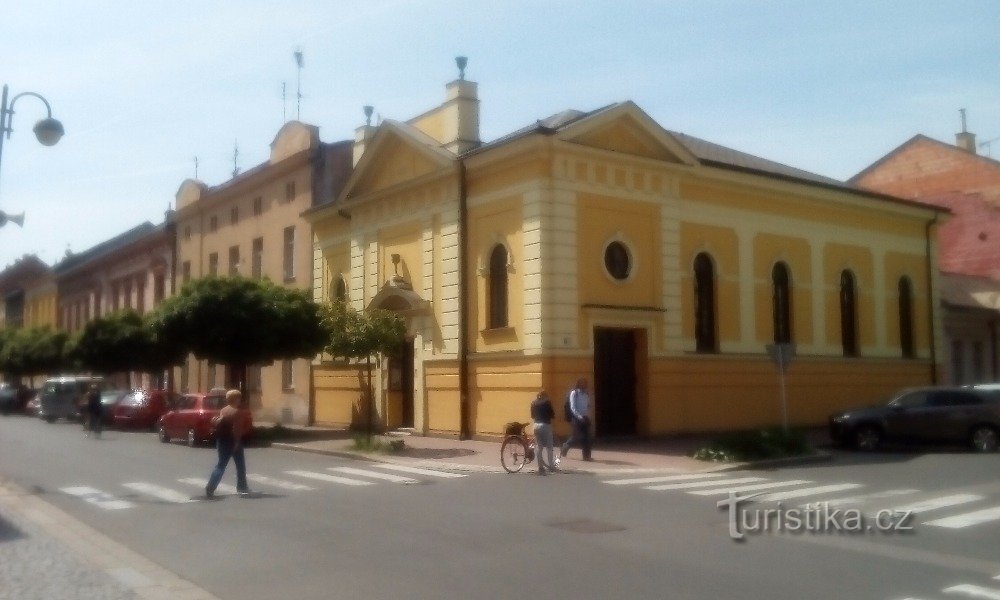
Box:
[0,83,65,228]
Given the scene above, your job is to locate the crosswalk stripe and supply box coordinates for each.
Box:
[247,474,315,491]
[286,470,375,486]
[882,494,984,516]
[177,478,237,495]
[943,583,1000,598]
[604,473,727,486]
[644,477,766,491]
[801,489,919,508]
[687,480,812,496]
[328,467,418,483]
[373,464,467,478]
[925,506,1000,529]
[122,482,198,503]
[756,483,863,503]
[60,486,134,510]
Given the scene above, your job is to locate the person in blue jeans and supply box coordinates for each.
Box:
[561,377,592,461]
[206,389,252,498]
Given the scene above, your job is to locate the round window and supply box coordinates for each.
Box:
[604,241,631,280]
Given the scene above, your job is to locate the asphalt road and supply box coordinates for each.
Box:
[1,414,999,600]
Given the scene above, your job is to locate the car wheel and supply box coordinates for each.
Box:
[158,425,170,443]
[187,428,198,448]
[854,425,882,451]
[970,425,999,453]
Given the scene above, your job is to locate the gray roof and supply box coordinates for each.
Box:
[54,222,159,275]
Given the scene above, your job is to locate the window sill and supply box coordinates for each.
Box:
[481,326,516,343]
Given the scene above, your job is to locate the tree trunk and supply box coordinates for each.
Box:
[365,355,373,443]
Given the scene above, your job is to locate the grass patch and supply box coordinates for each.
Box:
[692,428,813,463]
[351,434,406,454]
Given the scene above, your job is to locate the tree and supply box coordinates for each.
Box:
[0,326,72,383]
[149,276,327,391]
[319,300,406,438]
[73,310,184,382]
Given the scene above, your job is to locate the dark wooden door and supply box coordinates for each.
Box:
[593,328,637,437]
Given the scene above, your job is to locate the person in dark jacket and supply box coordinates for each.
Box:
[530,390,557,475]
[85,384,102,438]
[205,389,253,498]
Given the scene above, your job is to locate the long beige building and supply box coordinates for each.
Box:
[172,122,351,423]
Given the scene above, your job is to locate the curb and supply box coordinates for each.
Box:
[701,450,835,472]
[0,477,220,600]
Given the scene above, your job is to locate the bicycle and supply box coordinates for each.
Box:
[500,422,536,473]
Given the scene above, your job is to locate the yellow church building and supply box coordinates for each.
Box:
[306,60,945,440]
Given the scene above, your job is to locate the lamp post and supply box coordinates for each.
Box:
[0,84,65,228]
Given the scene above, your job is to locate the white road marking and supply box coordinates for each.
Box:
[881,494,984,516]
[286,470,375,486]
[60,486,134,510]
[943,583,1000,598]
[756,483,864,503]
[328,467,418,483]
[800,489,919,508]
[246,474,315,491]
[687,479,812,496]
[177,478,237,495]
[925,506,1000,529]
[121,482,198,503]
[374,464,467,478]
[644,477,766,491]
[603,473,727,486]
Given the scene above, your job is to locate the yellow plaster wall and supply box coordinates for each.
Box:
[313,364,366,426]
[647,356,932,433]
[379,223,424,292]
[359,137,441,195]
[320,243,350,302]
[753,233,813,345]
[576,194,661,308]
[424,361,460,433]
[468,196,524,352]
[679,223,740,344]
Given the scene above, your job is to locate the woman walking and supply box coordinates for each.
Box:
[205,389,252,498]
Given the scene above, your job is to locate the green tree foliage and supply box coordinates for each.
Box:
[320,300,406,436]
[149,277,327,388]
[0,326,71,381]
[73,310,184,376]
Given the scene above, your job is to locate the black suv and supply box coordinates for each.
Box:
[829,386,1000,452]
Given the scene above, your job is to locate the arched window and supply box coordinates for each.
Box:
[772,262,792,344]
[332,275,347,302]
[693,253,717,353]
[488,244,508,329]
[898,276,914,358]
[840,270,858,357]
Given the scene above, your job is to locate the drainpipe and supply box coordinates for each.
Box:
[458,159,471,440]
[925,214,939,385]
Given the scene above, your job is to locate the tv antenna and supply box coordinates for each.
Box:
[232,141,240,178]
[294,48,304,120]
[281,81,287,123]
[194,156,199,179]
[979,135,1000,158]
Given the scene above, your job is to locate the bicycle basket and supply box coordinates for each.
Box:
[504,421,526,436]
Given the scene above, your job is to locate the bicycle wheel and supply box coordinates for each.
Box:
[500,435,528,473]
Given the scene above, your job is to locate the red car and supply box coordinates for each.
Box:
[157,391,227,447]
[112,389,179,430]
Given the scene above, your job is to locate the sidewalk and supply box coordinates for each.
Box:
[268,426,832,474]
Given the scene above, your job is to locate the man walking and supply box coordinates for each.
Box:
[530,390,557,475]
[561,377,592,461]
[205,389,252,498]
[85,384,102,439]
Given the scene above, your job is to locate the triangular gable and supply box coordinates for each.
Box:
[556,102,699,166]
[340,120,455,202]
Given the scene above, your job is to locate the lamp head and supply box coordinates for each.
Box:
[33,117,64,146]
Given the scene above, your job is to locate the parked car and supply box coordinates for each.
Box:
[38,376,103,422]
[112,389,180,430]
[830,386,1000,452]
[25,393,41,417]
[157,391,227,446]
[98,389,129,424]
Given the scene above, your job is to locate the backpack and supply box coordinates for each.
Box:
[564,390,574,421]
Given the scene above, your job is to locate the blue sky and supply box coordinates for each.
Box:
[2,1,999,269]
